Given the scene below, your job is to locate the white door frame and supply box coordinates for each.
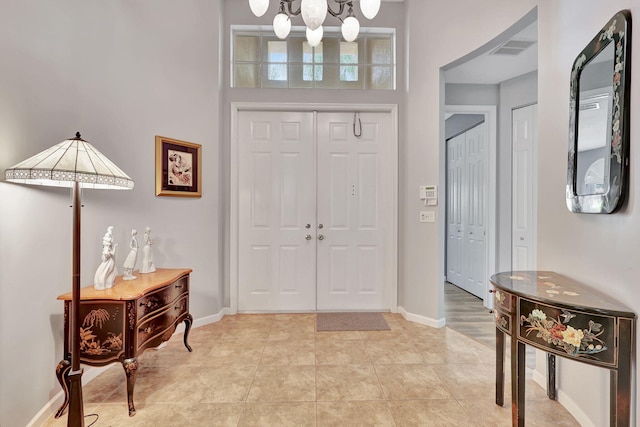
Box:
[230,102,399,313]
[442,104,497,309]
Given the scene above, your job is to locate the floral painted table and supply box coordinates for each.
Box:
[54,268,193,418]
[490,271,635,427]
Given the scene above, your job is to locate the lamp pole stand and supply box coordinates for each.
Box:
[67,180,85,427]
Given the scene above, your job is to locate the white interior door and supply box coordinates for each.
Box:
[512,104,538,270]
[447,133,465,288]
[464,123,487,298]
[237,109,394,312]
[238,111,316,311]
[445,121,488,299]
[316,112,390,310]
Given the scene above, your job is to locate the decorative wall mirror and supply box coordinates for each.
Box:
[567,10,631,213]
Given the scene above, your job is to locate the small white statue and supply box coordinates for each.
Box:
[122,229,139,280]
[140,226,156,274]
[94,226,118,290]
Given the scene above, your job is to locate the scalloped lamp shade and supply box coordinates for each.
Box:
[5,133,134,190]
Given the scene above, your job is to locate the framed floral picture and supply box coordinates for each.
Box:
[155,135,202,197]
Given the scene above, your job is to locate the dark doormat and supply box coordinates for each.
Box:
[316,312,390,331]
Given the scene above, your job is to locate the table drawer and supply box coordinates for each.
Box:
[137,275,188,320]
[494,309,512,334]
[518,298,617,367]
[137,294,188,350]
[493,289,512,313]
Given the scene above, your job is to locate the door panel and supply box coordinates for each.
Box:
[316,112,389,310]
[512,105,538,271]
[464,123,487,298]
[238,111,316,311]
[447,133,465,288]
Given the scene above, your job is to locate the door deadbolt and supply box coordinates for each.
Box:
[318,224,324,229]
[305,224,311,229]
[318,234,324,240]
[305,234,312,240]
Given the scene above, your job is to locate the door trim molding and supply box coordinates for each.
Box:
[442,104,497,309]
[230,102,398,313]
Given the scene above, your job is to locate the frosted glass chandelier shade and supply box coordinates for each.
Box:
[249,0,269,17]
[5,132,134,190]
[341,16,360,42]
[360,0,381,20]
[273,13,292,39]
[301,0,328,31]
[306,26,324,47]
[249,0,376,43]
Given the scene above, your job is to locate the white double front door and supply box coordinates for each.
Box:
[237,110,395,312]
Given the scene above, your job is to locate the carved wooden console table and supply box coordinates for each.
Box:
[54,268,193,417]
[491,271,635,426]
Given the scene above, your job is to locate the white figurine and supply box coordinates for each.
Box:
[94,226,118,290]
[140,226,156,274]
[122,229,139,280]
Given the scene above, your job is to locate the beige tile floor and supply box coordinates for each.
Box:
[43,312,580,426]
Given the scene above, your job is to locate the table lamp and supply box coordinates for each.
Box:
[4,132,134,427]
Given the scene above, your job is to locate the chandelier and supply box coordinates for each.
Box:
[249,0,381,46]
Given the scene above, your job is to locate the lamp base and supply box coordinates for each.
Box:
[67,368,85,427]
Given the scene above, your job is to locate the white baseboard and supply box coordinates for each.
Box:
[27,307,230,427]
[397,306,446,328]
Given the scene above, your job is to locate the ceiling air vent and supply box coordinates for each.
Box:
[491,39,536,56]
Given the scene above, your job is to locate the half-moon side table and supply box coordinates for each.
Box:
[491,271,635,427]
[55,268,193,417]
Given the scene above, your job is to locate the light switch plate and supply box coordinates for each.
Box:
[420,211,435,223]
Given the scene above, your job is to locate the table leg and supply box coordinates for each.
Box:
[123,357,139,417]
[611,318,633,426]
[511,338,526,427]
[183,313,193,352]
[496,328,505,406]
[546,354,556,400]
[54,359,71,418]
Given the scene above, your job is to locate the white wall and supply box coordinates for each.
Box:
[538,2,639,425]
[0,1,223,426]
[404,0,537,323]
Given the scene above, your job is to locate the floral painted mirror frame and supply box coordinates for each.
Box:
[567,10,631,214]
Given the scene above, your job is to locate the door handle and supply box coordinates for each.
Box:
[305,234,312,240]
[520,237,525,241]
[318,234,324,240]
[305,224,311,229]
[318,224,324,229]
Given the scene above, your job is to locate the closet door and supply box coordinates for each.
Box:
[316,112,390,310]
[237,111,316,311]
[463,123,487,298]
[446,121,487,299]
[447,133,466,288]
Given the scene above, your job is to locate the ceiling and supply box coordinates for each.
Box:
[443,21,538,85]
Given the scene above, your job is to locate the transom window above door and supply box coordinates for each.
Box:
[232,28,395,89]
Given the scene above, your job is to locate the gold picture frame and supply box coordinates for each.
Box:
[155,135,202,197]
